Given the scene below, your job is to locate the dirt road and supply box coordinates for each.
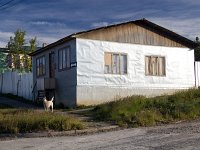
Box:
[1,119,200,150]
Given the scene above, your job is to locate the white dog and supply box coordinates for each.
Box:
[43,96,54,112]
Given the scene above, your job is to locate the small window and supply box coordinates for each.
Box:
[104,52,127,74]
[58,47,71,71]
[145,56,166,76]
[36,56,45,77]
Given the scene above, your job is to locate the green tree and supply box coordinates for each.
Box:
[7,29,37,72]
[27,37,37,69]
[195,37,200,61]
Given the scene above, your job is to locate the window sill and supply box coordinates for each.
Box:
[145,75,166,77]
[104,73,128,75]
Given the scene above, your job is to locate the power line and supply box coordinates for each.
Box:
[0,0,24,11]
[0,0,16,8]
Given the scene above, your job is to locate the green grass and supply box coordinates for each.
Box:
[0,109,85,134]
[93,88,200,127]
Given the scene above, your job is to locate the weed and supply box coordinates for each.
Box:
[93,88,200,127]
[0,109,85,134]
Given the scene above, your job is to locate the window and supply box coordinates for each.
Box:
[145,56,166,76]
[58,47,70,70]
[104,52,127,74]
[36,56,45,77]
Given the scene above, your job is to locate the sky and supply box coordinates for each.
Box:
[0,0,200,47]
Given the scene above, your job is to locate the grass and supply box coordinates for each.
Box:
[93,88,200,127]
[0,109,85,134]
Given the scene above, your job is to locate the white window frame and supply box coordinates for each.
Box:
[58,47,71,71]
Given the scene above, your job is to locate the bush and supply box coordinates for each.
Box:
[0,109,85,134]
[93,88,200,127]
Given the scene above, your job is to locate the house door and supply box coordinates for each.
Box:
[49,52,55,78]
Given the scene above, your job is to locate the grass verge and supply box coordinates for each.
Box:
[0,109,85,134]
[93,88,200,127]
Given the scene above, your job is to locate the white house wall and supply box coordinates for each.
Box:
[76,38,195,105]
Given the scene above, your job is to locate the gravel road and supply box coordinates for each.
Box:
[1,119,200,150]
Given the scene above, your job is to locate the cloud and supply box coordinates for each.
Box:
[150,17,200,40]
[0,31,14,47]
[0,0,199,47]
[29,21,69,28]
[91,22,109,28]
[30,21,53,26]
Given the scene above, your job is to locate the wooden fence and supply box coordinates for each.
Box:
[0,71,33,100]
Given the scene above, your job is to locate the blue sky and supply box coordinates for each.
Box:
[0,0,200,47]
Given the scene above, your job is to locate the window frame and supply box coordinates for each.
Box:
[58,46,71,71]
[36,55,46,77]
[104,52,128,75]
[145,55,166,77]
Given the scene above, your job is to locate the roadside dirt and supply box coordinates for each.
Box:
[1,118,200,150]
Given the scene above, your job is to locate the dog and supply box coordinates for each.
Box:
[43,96,54,112]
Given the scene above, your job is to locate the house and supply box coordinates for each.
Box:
[29,19,198,107]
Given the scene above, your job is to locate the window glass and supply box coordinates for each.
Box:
[120,54,127,74]
[42,57,45,75]
[112,54,120,74]
[37,59,39,76]
[66,47,70,68]
[63,50,66,69]
[58,50,63,70]
[36,56,45,77]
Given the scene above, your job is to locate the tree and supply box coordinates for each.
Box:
[7,29,37,72]
[27,37,37,69]
[195,37,200,61]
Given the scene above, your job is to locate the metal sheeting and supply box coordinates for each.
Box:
[76,39,195,89]
[0,71,33,100]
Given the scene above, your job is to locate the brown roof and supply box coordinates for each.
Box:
[29,19,198,56]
